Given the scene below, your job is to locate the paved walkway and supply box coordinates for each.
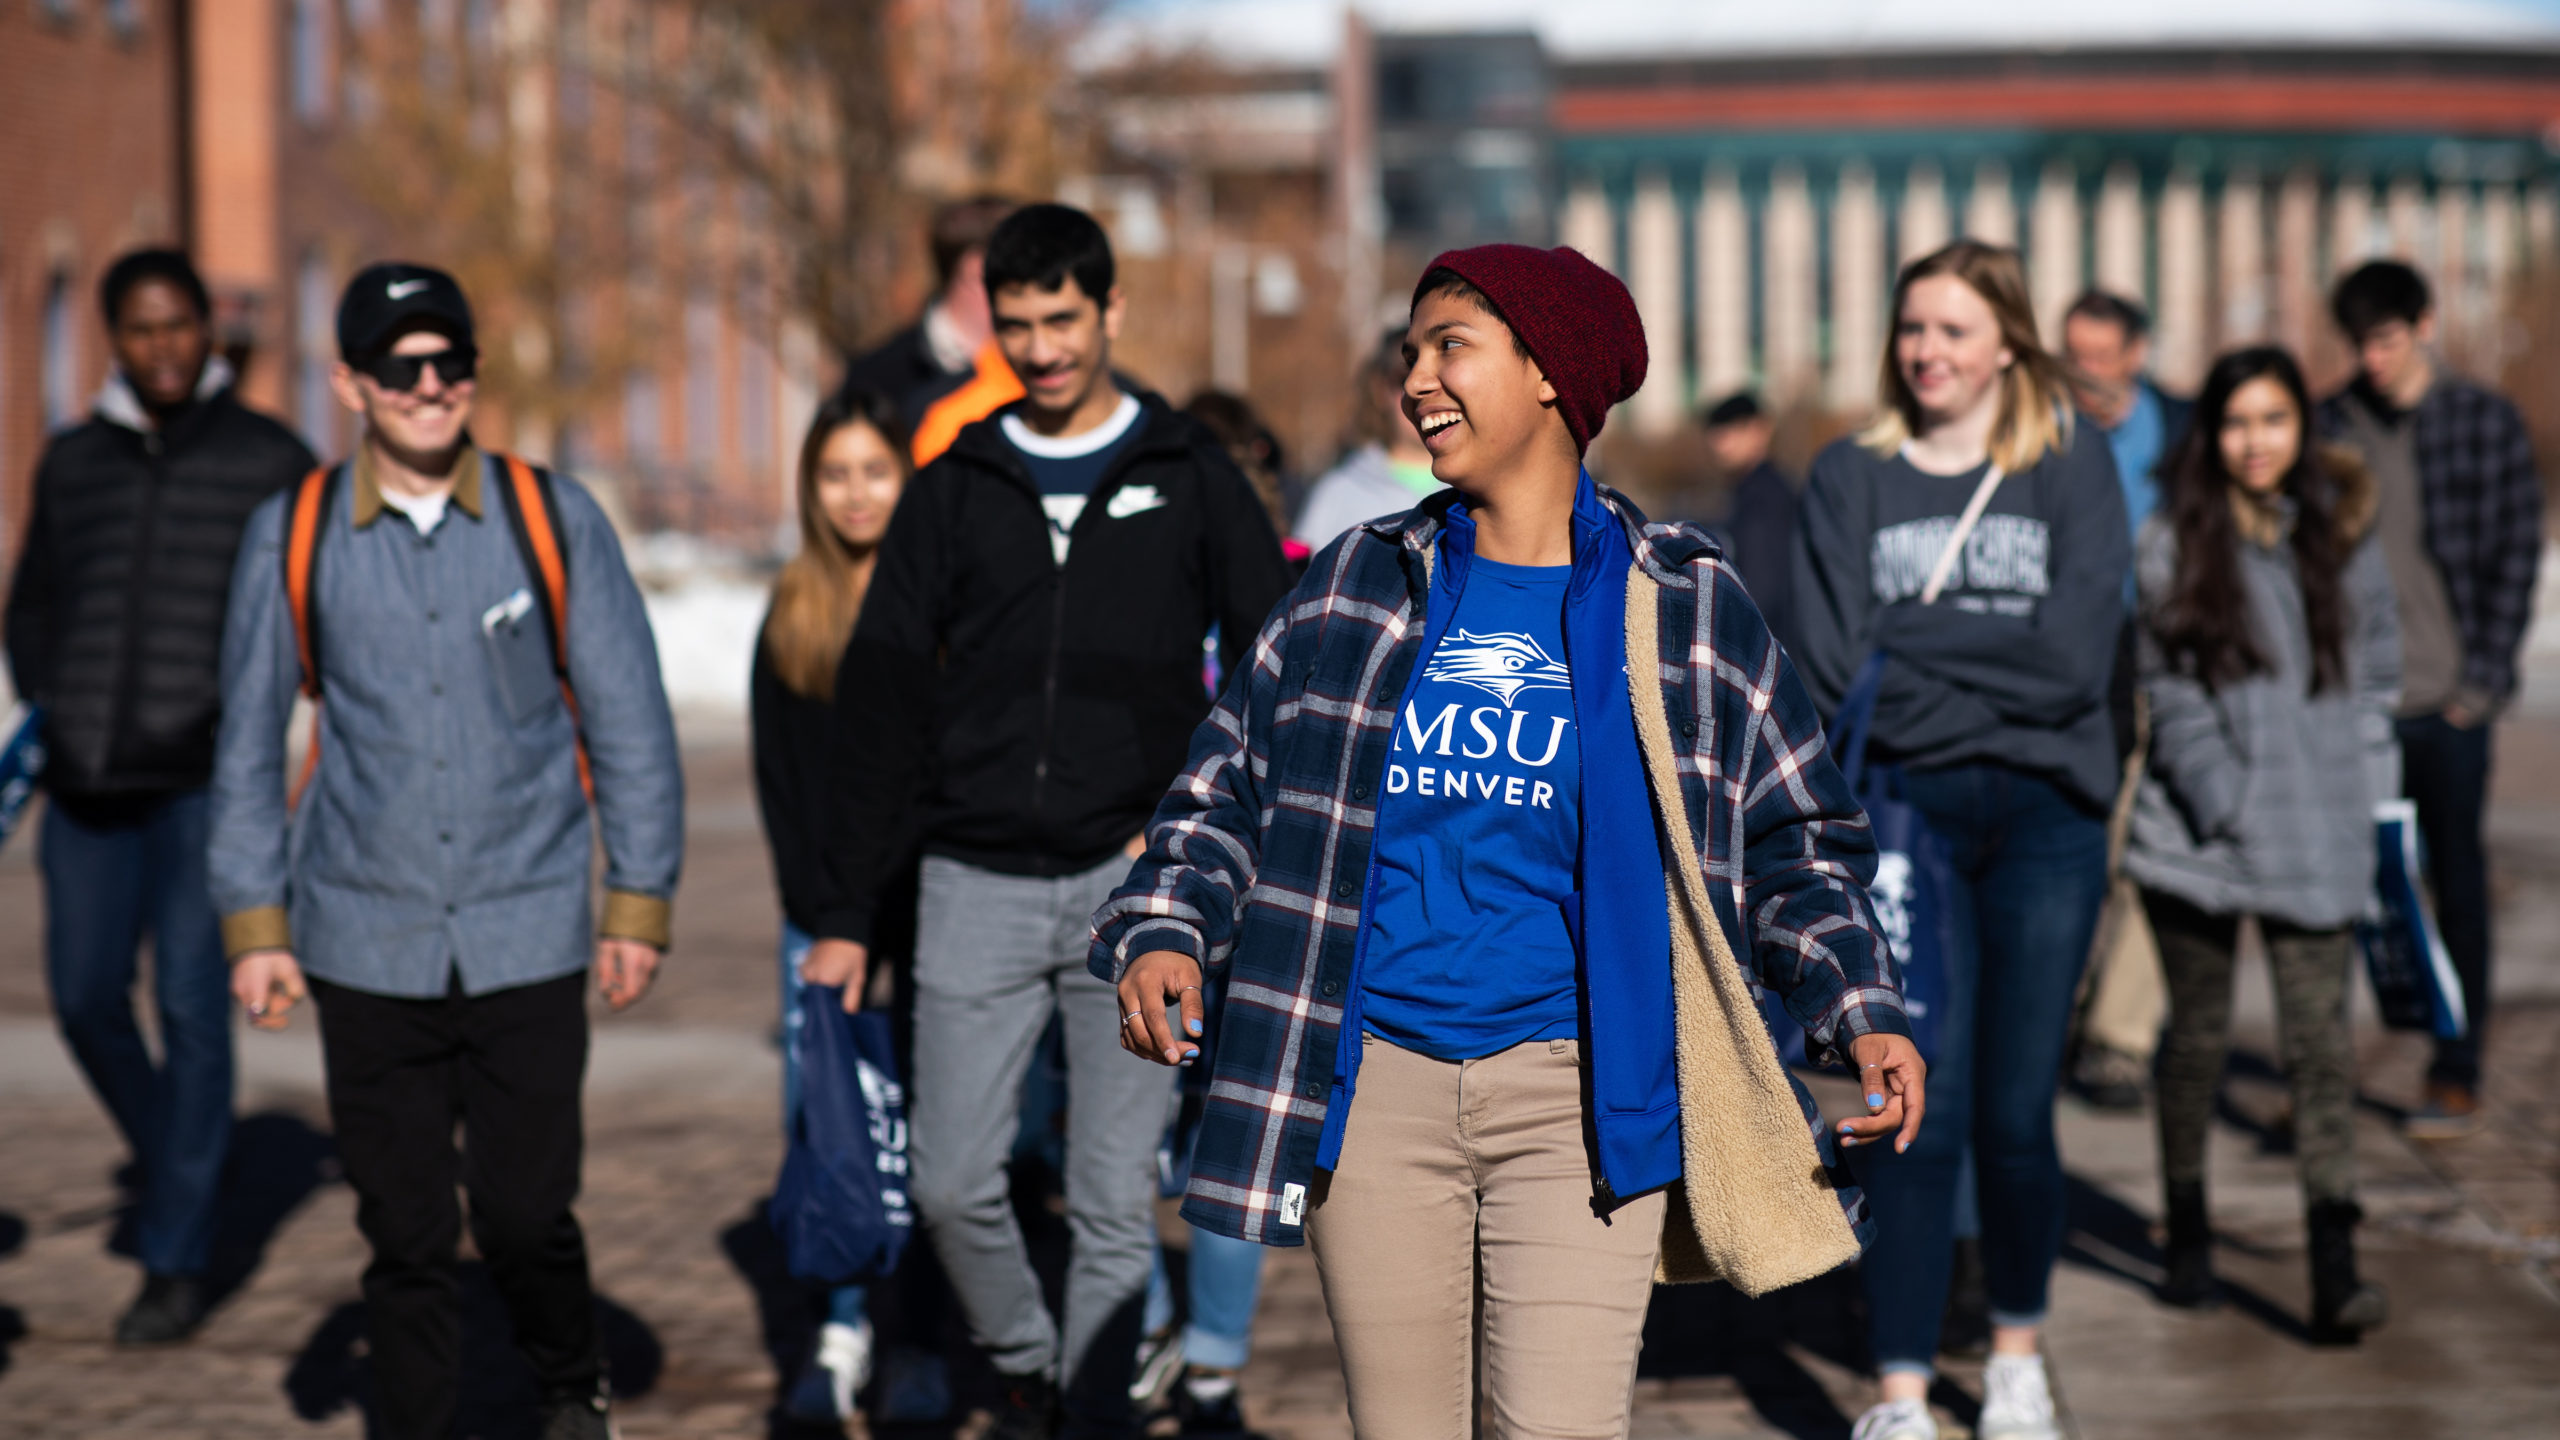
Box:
[1,723,2554,1438]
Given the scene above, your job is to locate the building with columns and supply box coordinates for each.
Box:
[1113,1,2560,440]
[1548,40,2560,430]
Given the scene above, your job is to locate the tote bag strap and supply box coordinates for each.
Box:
[1915,456,2007,607]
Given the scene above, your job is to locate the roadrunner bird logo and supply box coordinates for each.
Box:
[1425,630,1572,707]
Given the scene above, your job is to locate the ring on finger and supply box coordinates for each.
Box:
[1122,1009,1145,1026]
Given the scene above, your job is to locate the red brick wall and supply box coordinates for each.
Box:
[0,0,181,570]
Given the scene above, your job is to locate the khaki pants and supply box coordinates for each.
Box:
[1306,1034,1665,1440]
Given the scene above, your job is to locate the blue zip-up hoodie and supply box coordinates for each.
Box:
[1315,472,1681,1202]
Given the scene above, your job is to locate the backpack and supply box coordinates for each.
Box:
[282,452,589,806]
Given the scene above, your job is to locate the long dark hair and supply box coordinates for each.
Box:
[2152,346,2349,695]
[765,388,911,699]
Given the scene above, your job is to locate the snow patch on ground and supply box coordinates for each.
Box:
[645,573,768,718]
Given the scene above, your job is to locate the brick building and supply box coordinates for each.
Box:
[0,0,186,564]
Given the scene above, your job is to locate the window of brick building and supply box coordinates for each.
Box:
[42,270,81,432]
[683,292,720,468]
[297,252,337,452]
[291,0,333,122]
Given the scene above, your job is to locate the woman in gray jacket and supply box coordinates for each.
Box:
[2127,346,2396,1343]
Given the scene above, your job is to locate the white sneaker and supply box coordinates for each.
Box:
[1130,1325,1184,1403]
[1978,1352,2060,1440]
[1850,1398,1938,1440]
[783,1320,872,1422]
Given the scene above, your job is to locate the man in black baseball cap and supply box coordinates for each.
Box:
[212,258,681,1440]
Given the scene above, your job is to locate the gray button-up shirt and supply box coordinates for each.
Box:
[210,449,683,997]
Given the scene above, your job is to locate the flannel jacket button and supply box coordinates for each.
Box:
[1319,979,1341,997]
[1333,878,1356,899]
[1302,1081,1323,1099]
[443,903,456,916]
[426,609,439,622]
[1680,719,1699,738]
[1352,781,1372,801]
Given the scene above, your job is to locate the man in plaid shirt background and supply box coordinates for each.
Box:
[2319,258,2545,1137]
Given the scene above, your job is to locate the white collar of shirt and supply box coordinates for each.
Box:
[1000,391,1142,460]
[378,485,453,536]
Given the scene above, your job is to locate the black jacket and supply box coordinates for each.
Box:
[1717,460,1799,649]
[814,392,1293,945]
[751,624,918,956]
[5,379,314,813]
[839,318,972,435]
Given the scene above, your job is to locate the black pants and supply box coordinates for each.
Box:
[2398,714,2493,1087]
[313,971,599,1440]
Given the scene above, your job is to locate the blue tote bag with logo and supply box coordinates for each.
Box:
[0,705,43,854]
[2356,799,2468,1041]
[768,988,915,1284]
[1757,650,1954,1068]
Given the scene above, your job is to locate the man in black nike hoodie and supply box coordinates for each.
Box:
[805,203,1290,1437]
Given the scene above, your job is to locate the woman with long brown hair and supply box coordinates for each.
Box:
[1792,241,2129,1440]
[2126,346,2395,1341]
[752,388,913,1423]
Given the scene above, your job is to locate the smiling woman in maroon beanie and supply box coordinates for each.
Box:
[1088,244,1921,1436]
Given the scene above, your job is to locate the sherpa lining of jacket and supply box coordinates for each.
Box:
[1626,564,1865,1294]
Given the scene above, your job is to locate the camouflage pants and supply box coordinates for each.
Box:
[2143,889,2359,1206]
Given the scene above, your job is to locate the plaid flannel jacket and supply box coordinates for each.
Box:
[1089,488,1904,1246]
[2320,376,2545,705]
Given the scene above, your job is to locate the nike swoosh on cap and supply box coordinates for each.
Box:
[386,279,431,299]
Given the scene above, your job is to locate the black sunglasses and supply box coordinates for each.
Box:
[360,344,478,392]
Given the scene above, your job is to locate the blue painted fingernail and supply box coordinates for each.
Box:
[1896,1139,1909,1153]
[1841,1137,1858,1148]
[1186,1019,1202,1036]
[1867,1092,1887,1108]
[1839,1121,1856,1133]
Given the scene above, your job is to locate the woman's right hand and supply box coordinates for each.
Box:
[800,938,869,1013]
[1116,950,1204,1067]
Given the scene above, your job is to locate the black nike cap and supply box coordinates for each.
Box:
[336,262,475,363]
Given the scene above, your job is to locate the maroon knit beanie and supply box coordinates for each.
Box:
[1414,243,1648,453]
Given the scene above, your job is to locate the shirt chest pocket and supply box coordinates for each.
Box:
[480,588,562,724]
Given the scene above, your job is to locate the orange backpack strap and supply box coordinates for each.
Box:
[281,465,340,811]
[496,454,593,801]
[283,465,335,699]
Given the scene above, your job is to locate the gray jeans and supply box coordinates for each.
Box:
[909,852,1172,1415]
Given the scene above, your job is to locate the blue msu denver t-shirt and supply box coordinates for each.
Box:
[1360,558,1582,1060]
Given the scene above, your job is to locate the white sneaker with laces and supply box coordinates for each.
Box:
[1978,1352,2060,1440]
[1850,1398,1938,1440]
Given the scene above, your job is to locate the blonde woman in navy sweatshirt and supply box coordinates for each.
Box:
[1791,241,2129,1440]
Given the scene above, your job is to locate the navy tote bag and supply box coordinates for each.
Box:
[1755,650,1954,1068]
[768,987,915,1284]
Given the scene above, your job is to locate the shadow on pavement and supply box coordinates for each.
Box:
[1637,1264,1864,1439]
[2060,1170,2310,1344]
[284,1271,663,1438]
[207,1110,339,1309]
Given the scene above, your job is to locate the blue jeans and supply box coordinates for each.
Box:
[1846,763,2106,1375]
[1142,1225,1267,1371]
[41,788,234,1277]
[781,921,868,1331]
